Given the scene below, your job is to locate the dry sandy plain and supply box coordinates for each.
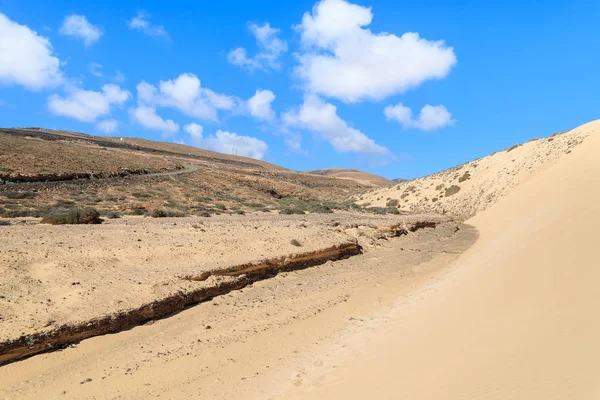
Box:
[1,120,599,399]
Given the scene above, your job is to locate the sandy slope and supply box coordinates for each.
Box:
[357,125,591,220]
[277,120,600,399]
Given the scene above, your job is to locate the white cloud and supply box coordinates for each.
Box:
[228,22,287,72]
[185,126,268,159]
[136,73,236,121]
[295,0,456,102]
[128,11,168,38]
[384,102,454,131]
[96,119,119,134]
[47,84,131,122]
[130,106,179,135]
[184,122,203,138]
[89,62,103,77]
[0,13,63,90]
[247,89,276,121]
[59,14,102,47]
[283,95,388,155]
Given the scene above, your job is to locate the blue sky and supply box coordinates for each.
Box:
[1,0,599,179]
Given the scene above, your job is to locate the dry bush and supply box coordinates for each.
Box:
[151,209,186,218]
[40,208,102,225]
[290,239,302,247]
[386,199,399,207]
[458,171,471,183]
[444,185,461,197]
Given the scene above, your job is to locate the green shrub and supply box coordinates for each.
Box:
[214,203,227,210]
[40,208,102,225]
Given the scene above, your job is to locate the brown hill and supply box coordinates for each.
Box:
[307,168,392,187]
[0,128,376,217]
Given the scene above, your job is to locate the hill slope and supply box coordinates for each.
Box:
[0,128,375,216]
[307,168,392,187]
[356,125,592,220]
[281,120,600,399]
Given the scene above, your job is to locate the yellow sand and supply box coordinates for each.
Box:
[280,120,600,399]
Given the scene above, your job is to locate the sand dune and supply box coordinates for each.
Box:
[278,120,600,399]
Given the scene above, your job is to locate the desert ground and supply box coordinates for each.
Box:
[1,120,599,399]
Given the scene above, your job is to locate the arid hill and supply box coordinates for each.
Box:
[307,168,392,187]
[356,125,592,220]
[0,128,382,217]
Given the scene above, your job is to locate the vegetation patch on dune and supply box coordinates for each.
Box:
[444,185,461,197]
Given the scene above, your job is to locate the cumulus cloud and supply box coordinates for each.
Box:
[128,11,168,38]
[283,95,388,155]
[136,73,236,121]
[96,119,119,134]
[184,123,268,159]
[0,13,63,90]
[130,106,179,135]
[384,102,454,131]
[295,0,456,102]
[59,14,102,47]
[184,122,203,138]
[47,84,130,122]
[228,23,287,72]
[246,89,276,121]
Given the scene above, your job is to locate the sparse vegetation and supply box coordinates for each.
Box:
[214,203,227,210]
[101,211,121,219]
[365,207,400,215]
[506,144,522,152]
[2,191,36,199]
[290,239,302,247]
[40,208,102,225]
[279,208,306,215]
[0,220,11,226]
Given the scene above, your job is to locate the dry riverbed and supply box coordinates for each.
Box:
[0,212,449,364]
